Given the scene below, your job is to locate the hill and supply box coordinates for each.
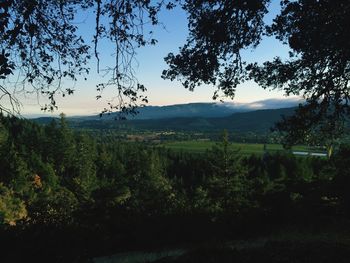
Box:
[112,107,297,133]
[63,98,300,121]
[33,107,297,134]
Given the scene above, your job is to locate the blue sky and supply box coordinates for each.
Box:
[22,1,296,116]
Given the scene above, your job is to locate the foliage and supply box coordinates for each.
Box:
[163,0,269,100]
[163,0,350,144]
[203,131,251,213]
[0,183,27,225]
[0,0,175,115]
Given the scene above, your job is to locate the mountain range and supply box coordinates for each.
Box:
[33,99,300,134]
[69,98,301,120]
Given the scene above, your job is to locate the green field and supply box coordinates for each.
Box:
[160,141,320,155]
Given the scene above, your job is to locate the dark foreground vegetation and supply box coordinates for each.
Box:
[1,114,350,262]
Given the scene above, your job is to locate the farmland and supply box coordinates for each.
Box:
[160,140,324,155]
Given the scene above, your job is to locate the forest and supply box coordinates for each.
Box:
[1,114,350,262]
[1,0,350,261]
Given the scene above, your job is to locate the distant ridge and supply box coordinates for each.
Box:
[104,107,298,133]
[62,98,300,121]
[32,106,298,134]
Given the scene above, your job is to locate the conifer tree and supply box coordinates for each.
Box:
[206,130,250,213]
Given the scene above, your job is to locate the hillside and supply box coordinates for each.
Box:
[62,98,300,120]
[33,107,297,134]
[114,107,297,133]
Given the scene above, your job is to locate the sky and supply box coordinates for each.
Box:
[19,1,295,116]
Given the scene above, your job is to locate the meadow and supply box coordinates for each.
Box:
[160,141,323,155]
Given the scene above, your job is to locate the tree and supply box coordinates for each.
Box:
[250,0,350,148]
[44,114,76,176]
[28,186,79,226]
[127,149,176,215]
[0,121,8,149]
[163,0,350,143]
[0,0,90,114]
[0,183,27,225]
[70,133,98,203]
[0,0,175,115]
[162,0,269,100]
[205,130,250,213]
[275,102,344,158]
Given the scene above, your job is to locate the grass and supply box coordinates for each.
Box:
[160,141,318,155]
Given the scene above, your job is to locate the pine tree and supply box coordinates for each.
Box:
[206,130,250,213]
